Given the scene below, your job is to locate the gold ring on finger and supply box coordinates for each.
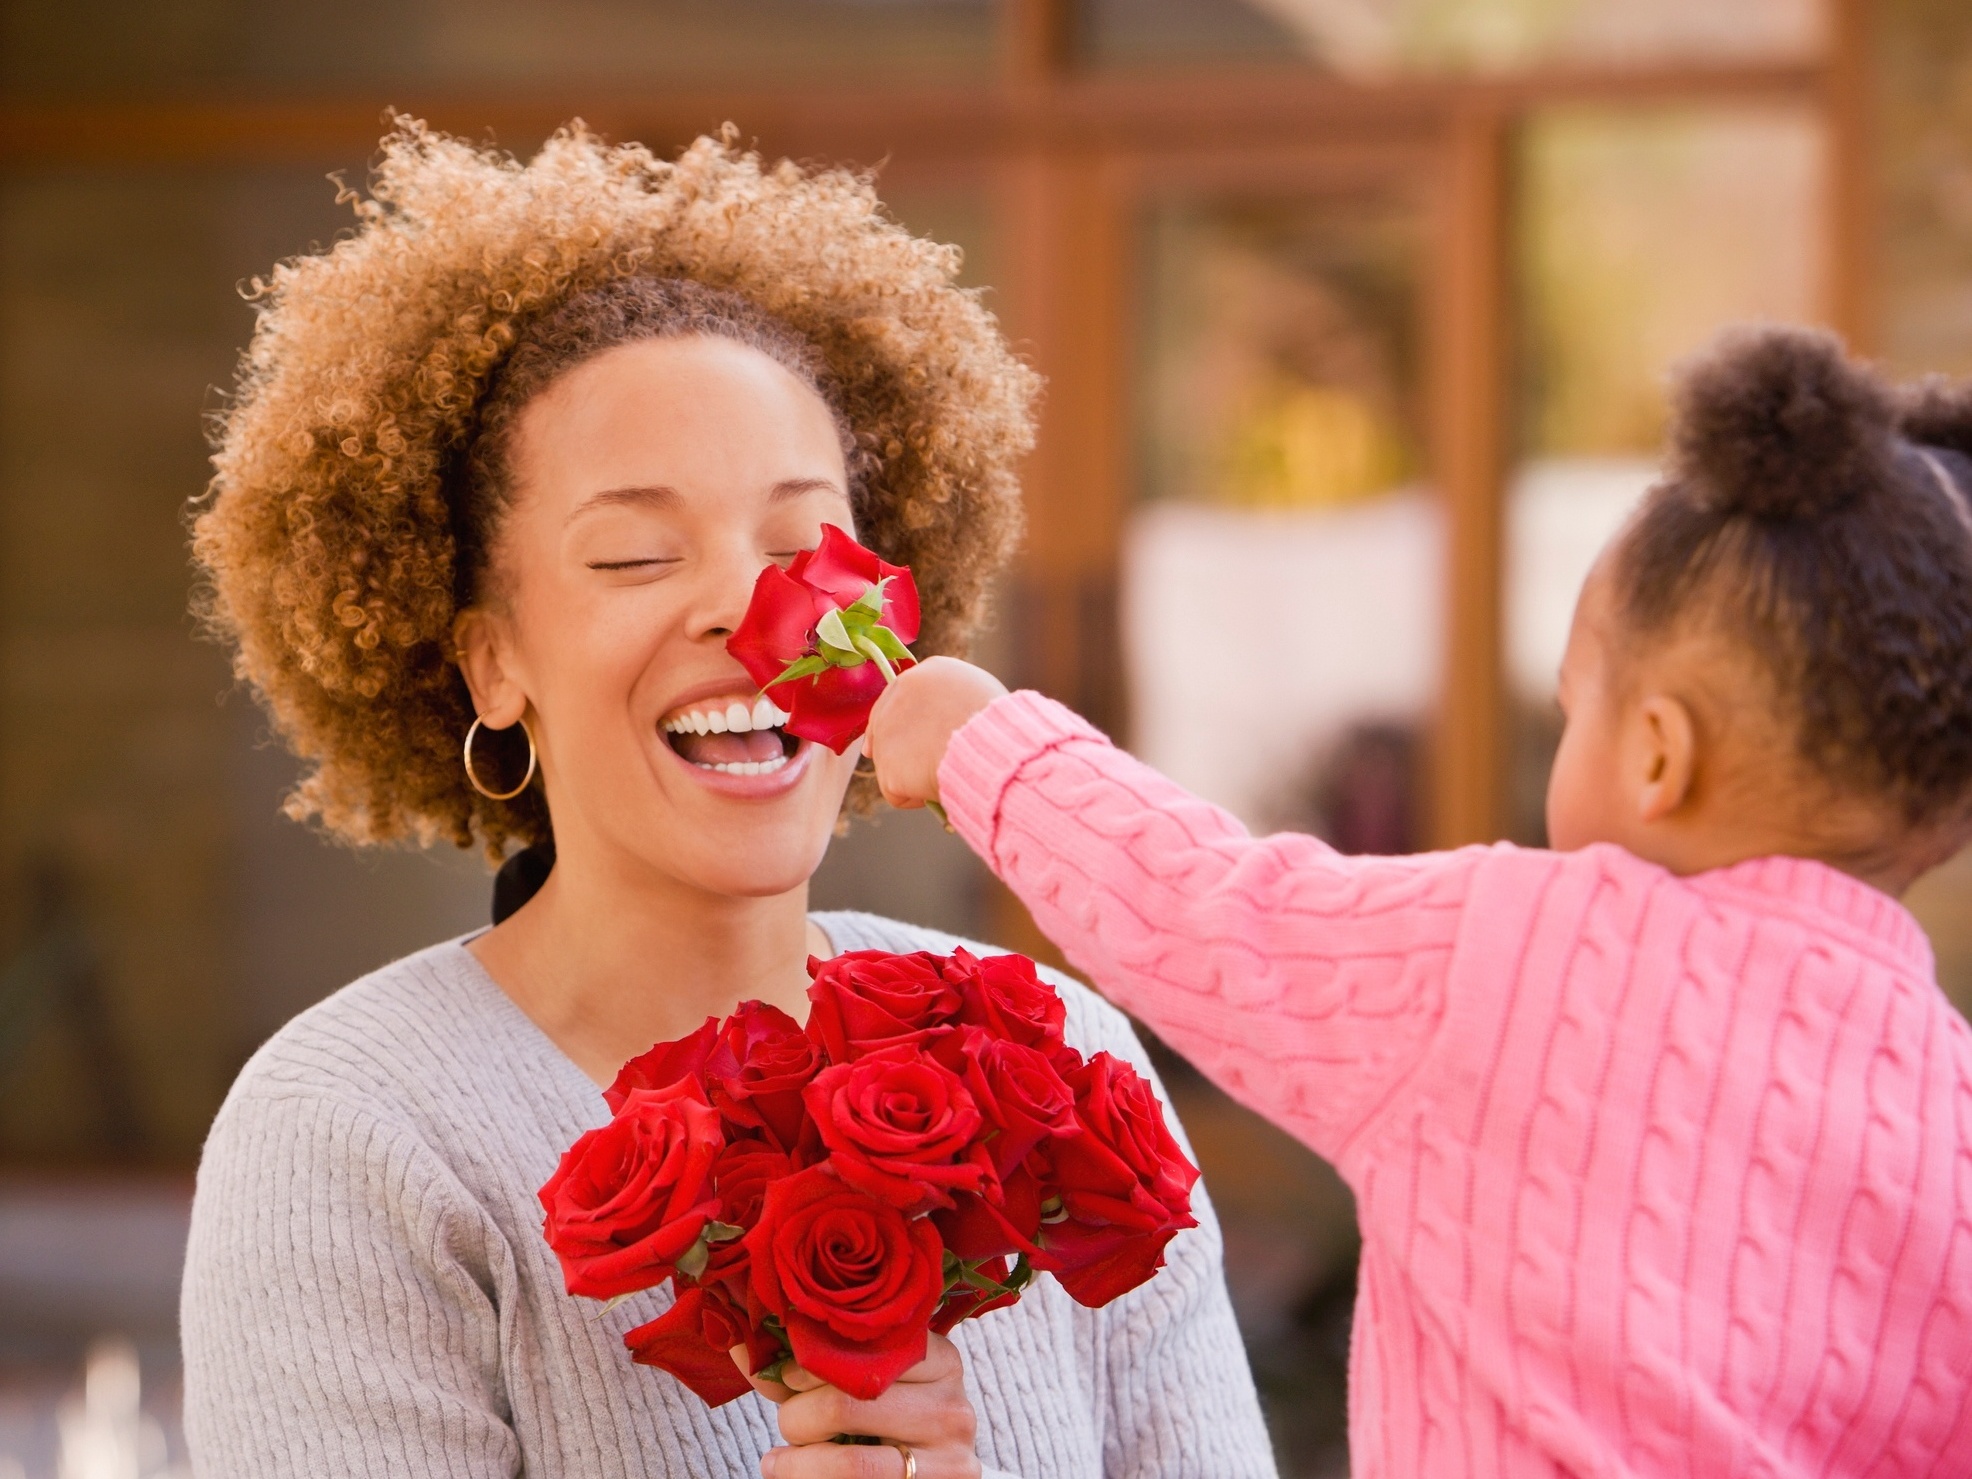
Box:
[889,1441,916,1479]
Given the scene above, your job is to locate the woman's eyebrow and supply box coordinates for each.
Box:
[566,485,682,522]
[770,477,845,503]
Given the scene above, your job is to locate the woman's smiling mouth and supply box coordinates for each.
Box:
[661,694,800,776]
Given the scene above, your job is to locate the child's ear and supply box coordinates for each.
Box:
[1635,693,1698,824]
[453,605,530,728]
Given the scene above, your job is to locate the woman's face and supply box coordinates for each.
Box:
[461,334,860,900]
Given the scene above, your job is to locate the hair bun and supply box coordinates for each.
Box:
[1669,325,1897,520]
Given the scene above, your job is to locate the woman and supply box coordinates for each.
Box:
[180,121,1275,1479]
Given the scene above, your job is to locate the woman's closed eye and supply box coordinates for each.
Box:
[575,556,686,583]
[585,555,684,574]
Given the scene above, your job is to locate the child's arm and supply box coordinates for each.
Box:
[868,660,1492,1165]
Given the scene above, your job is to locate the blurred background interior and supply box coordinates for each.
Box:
[0,0,1969,1473]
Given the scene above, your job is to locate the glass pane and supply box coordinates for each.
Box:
[1506,103,1829,840]
[1877,0,1972,1021]
[1086,0,1819,75]
[1878,0,1972,378]
[1126,187,1431,1473]
[2,0,996,95]
[1140,197,1424,512]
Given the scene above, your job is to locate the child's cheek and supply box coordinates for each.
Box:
[1545,722,1604,852]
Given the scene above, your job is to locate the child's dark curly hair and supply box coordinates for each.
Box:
[1617,325,1972,826]
[190,120,1037,857]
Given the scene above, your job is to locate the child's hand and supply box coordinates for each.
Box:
[866,657,1008,812]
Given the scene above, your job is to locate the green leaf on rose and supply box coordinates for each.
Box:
[766,653,829,688]
[960,1264,1008,1295]
[815,607,855,653]
[675,1235,711,1282]
[864,625,914,664]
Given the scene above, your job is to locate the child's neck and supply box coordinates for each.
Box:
[1614,798,1950,901]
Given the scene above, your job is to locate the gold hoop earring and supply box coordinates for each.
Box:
[464,716,537,801]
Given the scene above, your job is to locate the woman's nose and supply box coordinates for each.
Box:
[690,545,765,643]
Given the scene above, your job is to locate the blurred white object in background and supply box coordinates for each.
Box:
[1123,459,1657,831]
[0,1181,192,1479]
[1504,457,1659,696]
[1123,491,1444,827]
[55,1340,177,1479]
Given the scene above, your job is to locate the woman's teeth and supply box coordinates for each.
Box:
[700,754,790,776]
[661,695,797,774]
[662,696,791,736]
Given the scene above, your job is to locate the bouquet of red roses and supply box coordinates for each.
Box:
[538,947,1200,1405]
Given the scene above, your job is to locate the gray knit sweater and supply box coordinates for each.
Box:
[181,912,1276,1478]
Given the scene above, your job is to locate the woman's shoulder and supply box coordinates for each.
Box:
[210,936,574,1146]
[812,910,1145,1066]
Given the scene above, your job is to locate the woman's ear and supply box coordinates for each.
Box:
[453,606,529,727]
[1635,693,1698,824]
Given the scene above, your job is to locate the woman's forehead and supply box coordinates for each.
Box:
[512,336,850,516]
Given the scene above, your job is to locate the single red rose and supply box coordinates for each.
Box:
[945,950,1070,1060]
[929,1255,1023,1336]
[700,1138,791,1297]
[806,950,963,1063]
[707,1001,822,1152]
[804,1046,992,1212]
[710,1138,793,1230]
[538,1082,724,1301]
[624,1285,755,1407]
[1034,1052,1200,1307]
[742,1166,945,1400]
[934,1160,1045,1261]
[726,525,921,755]
[955,1029,1078,1178]
[605,1016,720,1114]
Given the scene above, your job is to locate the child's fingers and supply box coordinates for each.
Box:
[867,678,931,810]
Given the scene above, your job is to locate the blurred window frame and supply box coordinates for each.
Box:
[0,0,1868,876]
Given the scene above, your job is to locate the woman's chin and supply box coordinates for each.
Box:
[651,833,833,903]
[629,736,852,897]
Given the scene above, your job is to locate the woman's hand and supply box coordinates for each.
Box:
[743,1333,983,1479]
[865,657,1008,812]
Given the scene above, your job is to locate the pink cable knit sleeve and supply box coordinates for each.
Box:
[938,690,1488,1164]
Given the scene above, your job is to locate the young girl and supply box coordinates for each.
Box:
[867,327,1972,1477]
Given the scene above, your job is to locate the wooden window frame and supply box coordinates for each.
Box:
[0,0,1872,857]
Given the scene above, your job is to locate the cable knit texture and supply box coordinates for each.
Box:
[181,910,1274,1479]
[938,690,1972,1479]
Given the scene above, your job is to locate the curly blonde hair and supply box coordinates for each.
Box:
[192,119,1038,855]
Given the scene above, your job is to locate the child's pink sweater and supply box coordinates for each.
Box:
[938,691,1972,1478]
